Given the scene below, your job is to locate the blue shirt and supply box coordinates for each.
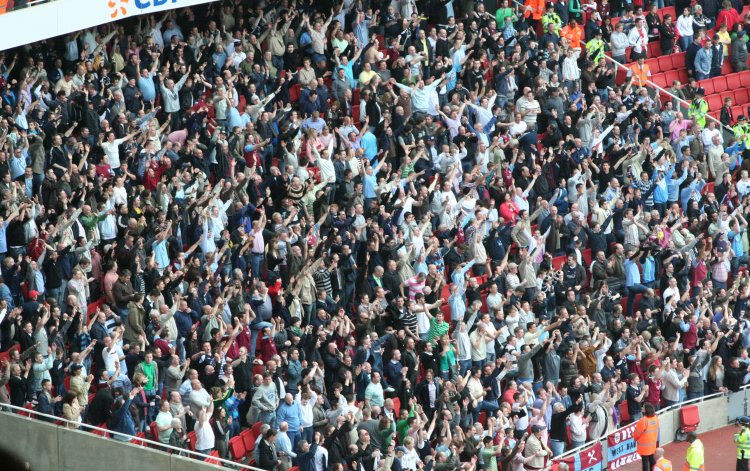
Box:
[624,259,641,287]
[152,239,169,270]
[361,131,378,161]
[363,173,376,199]
[137,73,156,102]
[276,400,302,431]
[642,256,655,283]
[730,229,745,257]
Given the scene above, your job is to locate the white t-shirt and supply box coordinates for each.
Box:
[195,419,215,451]
[101,138,126,169]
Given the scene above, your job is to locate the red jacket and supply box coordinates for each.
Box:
[716,9,740,33]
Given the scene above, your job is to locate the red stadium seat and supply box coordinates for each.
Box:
[240,428,255,457]
[664,70,680,87]
[672,52,685,69]
[713,76,729,93]
[701,80,715,96]
[393,397,402,414]
[130,432,148,447]
[702,182,715,195]
[677,69,689,83]
[187,431,197,451]
[648,58,661,74]
[741,71,750,88]
[551,256,566,270]
[679,405,700,433]
[736,89,750,106]
[707,95,722,112]
[619,401,631,424]
[727,73,742,91]
[657,56,672,72]
[722,61,733,75]
[652,73,667,88]
[229,436,246,462]
[205,450,223,466]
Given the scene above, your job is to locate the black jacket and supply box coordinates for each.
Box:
[257,438,279,470]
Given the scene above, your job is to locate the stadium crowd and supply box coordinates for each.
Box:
[3,0,750,469]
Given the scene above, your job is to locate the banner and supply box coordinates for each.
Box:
[0,0,218,51]
[552,442,604,471]
[607,423,641,470]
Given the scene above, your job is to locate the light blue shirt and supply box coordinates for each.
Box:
[363,173,376,199]
[137,73,156,102]
[361,131,378,161]
[152,239,169,270]
[730,229,745,257]
[624,259,640,287]
[642,256,655,283]
[275,431,296,458]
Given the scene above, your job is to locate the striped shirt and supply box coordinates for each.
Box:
[427,318,449,344]
[313,269,333,297]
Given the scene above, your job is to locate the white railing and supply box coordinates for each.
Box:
[0,402,265,471]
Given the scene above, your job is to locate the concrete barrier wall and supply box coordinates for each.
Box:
[0,413,59,471]
[0,411,225,471]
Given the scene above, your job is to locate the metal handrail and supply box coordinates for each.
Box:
[0,402,265,470]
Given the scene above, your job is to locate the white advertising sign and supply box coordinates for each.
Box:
[0,0,218,51]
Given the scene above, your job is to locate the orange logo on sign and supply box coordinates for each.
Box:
[108,0,129,18]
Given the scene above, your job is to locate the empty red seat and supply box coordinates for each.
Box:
[672,52,686,69]
[661,6,676,19]
[658,56,672,72]
[701,80,715,96]
[240,429,256,457]
[713,76,728,93]
[722,61,733,75]
[728,73,742,91]
[678,69,689,83]
[707,95,722,112]
[229,436,246,462]
[205,450,223,466]
[619,401,631,424]
[737,89,750,106]
[741,71,750,88]
[679,405,700,433]
[652,73,667,88]
[352,105,360,124]
[648,42,661,57]
[648,58,660,74]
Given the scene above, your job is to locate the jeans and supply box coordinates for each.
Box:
[47,286,64,310]
[472,399,500,422]
[249,321,274,358]
[472,359,486,370]
[625,283,649,317]
[550,439,566,457]
[458,359,472,376]
[258,409,276,430]
[287,429,301,451]
[680,35,693,52]
[250,253,264,283]
[114,306,129,326]
[570,440,586,450]
[696,71,710,80]
[301,426,313,445]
